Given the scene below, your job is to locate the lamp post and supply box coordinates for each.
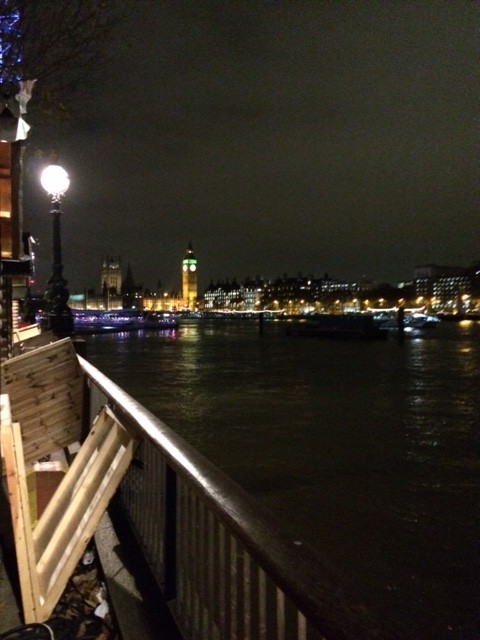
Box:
[40,164,74,337]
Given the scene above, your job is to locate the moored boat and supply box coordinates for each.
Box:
[374,310,440,331]
[143,312,179,330]
[72,310,178,334]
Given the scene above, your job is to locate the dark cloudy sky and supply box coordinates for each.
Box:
[24,1,477,294]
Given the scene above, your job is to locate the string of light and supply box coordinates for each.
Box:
[0,3,22,87]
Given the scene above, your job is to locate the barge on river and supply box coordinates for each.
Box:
[72,310,178,334]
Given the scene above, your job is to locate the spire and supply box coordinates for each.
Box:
[126,262,133,280]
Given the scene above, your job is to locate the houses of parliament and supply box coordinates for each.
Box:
[77,243,198,312]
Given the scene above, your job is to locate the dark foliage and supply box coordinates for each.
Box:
[1,0,126,121]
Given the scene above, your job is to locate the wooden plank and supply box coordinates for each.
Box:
[36,411,138,617]
[22,400,82,424]
[6,360,81,390]
[1,403,140,623]
[1,339,75,379]
[33,409,116,557]
[40,433,135,609]
[1,393,12,472]
[3,361,80,396]
[1,364,80,393]
[15,395,83,428]
[1,421,42,622]
[5,383,82,417]
[39,423,124,564]
[21,402,83,453]
[0,340,78,385]
[1,339,84,462]
[13,323,41,344]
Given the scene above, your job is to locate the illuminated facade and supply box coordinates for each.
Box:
[203,279,243,309]
[101,255,122,294]
[414,264,469,300]
[181,242,197,310]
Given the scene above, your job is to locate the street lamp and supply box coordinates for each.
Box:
[41,164,74,337]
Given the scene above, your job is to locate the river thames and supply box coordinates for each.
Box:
[83,318,479,639]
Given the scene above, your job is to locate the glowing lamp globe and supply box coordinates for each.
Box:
[40,165,70,198]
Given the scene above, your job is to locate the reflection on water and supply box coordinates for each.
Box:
[393,329,479,638]
[85,320,479,639]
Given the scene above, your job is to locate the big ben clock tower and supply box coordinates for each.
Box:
[182,241,198,310]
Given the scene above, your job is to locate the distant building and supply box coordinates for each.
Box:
[242,277,264,311]
[414,264,470,302]
[101,255,122,295]
[143,290,182,312]
[203,273,365,313]
[121,263,143,309]
[262,273,361,312]
[182,242,198,310]
[203,279,243,310]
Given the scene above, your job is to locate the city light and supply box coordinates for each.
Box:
[40,165,70,199]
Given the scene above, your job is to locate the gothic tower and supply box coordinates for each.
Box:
[121,263,142,309]
[101,255,122,294]
[182,242,197,310]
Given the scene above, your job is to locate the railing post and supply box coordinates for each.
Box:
[164,464,177,600]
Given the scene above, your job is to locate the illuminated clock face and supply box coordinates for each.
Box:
[189,264,197,272]
[182,264,188,272]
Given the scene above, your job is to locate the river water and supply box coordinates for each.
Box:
[83,318,479,639]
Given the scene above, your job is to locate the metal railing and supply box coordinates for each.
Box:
[79,355,400,640]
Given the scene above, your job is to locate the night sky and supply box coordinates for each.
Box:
[23,1,478,295]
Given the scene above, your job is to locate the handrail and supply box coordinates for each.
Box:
[78,355,402,639]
